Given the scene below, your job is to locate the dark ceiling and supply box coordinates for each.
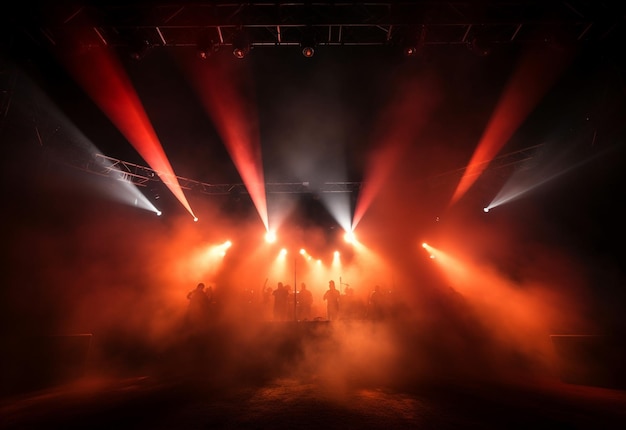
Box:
[4,1,625,50]
[1,1,624,198]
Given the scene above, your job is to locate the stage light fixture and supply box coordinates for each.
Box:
[301,45,315,58]
[232,31,250,59]
[403,45,418,57]
[400,25,426,58]
[156,210,162,216]
[197,36,219,60]
[300,27,316,58]
[193,217,199,222]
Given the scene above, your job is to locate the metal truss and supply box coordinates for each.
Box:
[84,153,362,195]
[427,143,543,188]
[4,1,623,55]
[81,147,539,196]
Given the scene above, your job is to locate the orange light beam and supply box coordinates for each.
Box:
[449,45,575,207]
[183,58,268,231]
[58,43,195,218]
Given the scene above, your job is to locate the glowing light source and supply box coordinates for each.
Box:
[484,207,490,213]
[197,32,219,60]
[184,43,268,232]
[212,240,233,257]
[301,26,316,58]
[449,45,574,207]
[421,243,439,261]
[403,46,418,57]
[302,46,315,58]
[300,248,306,255]
[344,230,356,244]
[265,230,277,243]
[280,248,288,257]
[232,31,250,59]
[57,39,197,220]
[193,217,199,222]
[156,210,162,216]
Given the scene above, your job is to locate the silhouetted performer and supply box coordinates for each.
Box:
[341,285,360,319]
[186,282,210,329]
[205,285,214,304]
[272,282,289,321]
[368,285,384,321]
[323,280,341,321]
[263,286,273,319]
[298,282,313,321]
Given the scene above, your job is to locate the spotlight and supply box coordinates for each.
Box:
[156,210,162,216]
[232,31,250,59]
[193,217,199,222]
[344,231,356,244]
[403,45,418,57]
[301,45,315,58]
[401,25,425,58]
[300,27,316,58]
[233,46,247,59]
[483,207,490,213]
[299,248,306,255]
[197,38,219,60]
[265,231,277,243]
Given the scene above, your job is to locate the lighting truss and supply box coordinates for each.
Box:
[427,143,544,188]
[84,153,362,195]
[5,1,623,53]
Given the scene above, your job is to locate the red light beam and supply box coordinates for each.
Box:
[353,75,441,229]
[449,44,575,207]
[58,41,195,218]
[182,57,268,231]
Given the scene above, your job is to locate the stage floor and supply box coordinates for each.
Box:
[2,372,626,429]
